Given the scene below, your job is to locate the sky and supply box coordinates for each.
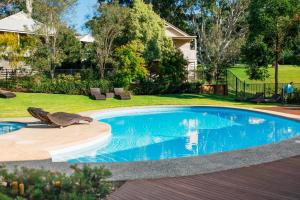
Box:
[66,0,98,35]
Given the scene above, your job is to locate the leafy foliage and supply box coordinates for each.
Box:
[113,40,148,88]
[0,33,35,69]
[125,0,174,63]
[191,0,249,82]
[0,165,112,200]
[29,0,78,78]
[0,0,26,19]
[243,0,300,92]
[1,74,112,95]
[88,2,129,78]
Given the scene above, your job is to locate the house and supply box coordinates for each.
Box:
[0,11,52,73]
[165,22,197,81]
[0,11,197,81]
[79,23,198,81]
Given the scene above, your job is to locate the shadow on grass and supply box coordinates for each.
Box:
[154,93,235,102]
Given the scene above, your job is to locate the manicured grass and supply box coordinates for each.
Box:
[0,92,275,118]
[229,65,300,83]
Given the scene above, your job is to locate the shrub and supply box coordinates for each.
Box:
[0,74,112,95]
[0,165,112,200]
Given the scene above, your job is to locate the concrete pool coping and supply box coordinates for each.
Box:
[0,105,300,181]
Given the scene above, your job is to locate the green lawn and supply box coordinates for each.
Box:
[229,65,300,83]
[0,93,274,118]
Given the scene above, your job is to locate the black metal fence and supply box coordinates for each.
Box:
[227,70,300,101]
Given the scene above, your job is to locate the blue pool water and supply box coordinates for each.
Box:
[0,122,25,135]
[68,107,300,163]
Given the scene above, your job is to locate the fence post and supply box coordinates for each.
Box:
[235,77,238,97]
[263,83,266,97]
[243,81,246,96]
[5,69,8,88]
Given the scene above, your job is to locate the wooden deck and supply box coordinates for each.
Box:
[261,106,300,116]
[108,156,300,200]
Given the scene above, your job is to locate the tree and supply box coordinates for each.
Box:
[89,2,129,79]
[159,49,188,87]
[0,33,34,69]
[243,0,300,93]
[28,0,77,78]
[57,27,81,68]
[126,0,174,63]
[191,0,249,83]
[0,0,26,19]
[113,40,148,88]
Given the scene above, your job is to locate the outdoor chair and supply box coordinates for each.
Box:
[113,88,131,100]
[0,90,16,98]
[27,107,52,124]
[90,88,106,100]
[264,94,282,103]
[248,93,264,103]
[27,107,93,128]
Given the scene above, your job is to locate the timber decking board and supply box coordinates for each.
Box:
[107,156,300,200]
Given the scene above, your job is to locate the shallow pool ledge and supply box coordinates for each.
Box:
[0,119,111,162]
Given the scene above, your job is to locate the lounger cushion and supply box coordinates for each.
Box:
[0,90,16,98]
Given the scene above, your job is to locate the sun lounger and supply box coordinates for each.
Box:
[0,90,16,98]
[90,88,106,100]
[264,94,282,103]
[113,88,131,100]
[47,112,93,128]
[249,93,264,103]
[27,107,93,128]
[27,107,52,124]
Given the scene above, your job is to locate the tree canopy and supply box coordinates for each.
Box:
[243,0,300,92]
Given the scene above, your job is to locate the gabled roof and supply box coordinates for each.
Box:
[76,34,95,43]
[0,11,41,34]
[165,22,196,39]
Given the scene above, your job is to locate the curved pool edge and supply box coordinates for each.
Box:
[0,105,299,181]
[0,118,111,162]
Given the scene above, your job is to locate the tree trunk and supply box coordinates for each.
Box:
[274,36,279,94]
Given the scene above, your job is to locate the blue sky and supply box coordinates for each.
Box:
[66,0,98,35]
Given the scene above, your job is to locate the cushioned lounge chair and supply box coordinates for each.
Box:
[264,94,282,103]
[113,88,131,100]
[249,93,264,103]
[27,107,93,128]
[27,107,52,124]
[90,88,106,100]
[47,112,93,127]
[0,90,16,98]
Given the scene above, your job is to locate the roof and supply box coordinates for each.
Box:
[165,22,196,39]
[76,34,95,43]
[0,11,41,34]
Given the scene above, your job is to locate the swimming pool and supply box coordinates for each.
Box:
[68,107,300,163]
[0,122,25,135]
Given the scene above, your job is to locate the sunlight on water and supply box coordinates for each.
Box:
[68,107,300,163]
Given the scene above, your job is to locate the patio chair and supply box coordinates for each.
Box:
[90,88,106,100]
[248,93,264,103]
[264,94,282,103]
[47,112,93,128]
[113,88,131,100]
[27,107,52,124]
[0,90,16,98]
[27,107,93,128]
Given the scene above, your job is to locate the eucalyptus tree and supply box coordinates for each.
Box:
[191,0,249,83]
[28,0,77,78]
[88,2,129,79]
